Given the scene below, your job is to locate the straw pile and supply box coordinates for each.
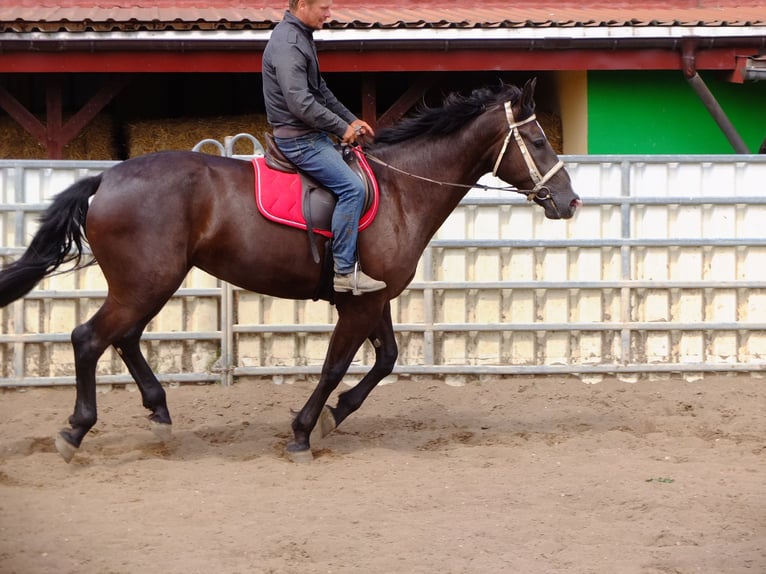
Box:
[127,114,271,158]
[538,111,563,154]
[0,110,562,160]
[0,114,118,160]
[127,111,562,156]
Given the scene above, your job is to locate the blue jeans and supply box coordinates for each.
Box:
[275,133,365,274]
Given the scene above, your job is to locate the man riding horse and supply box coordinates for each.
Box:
[262,0,386,294]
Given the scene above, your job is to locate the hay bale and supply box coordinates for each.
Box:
[0,114,118,160]
[127,114,271,158]
[126,111,564,156]
[538,111,563,154]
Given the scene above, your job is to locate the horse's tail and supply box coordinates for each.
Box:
[0,174,102,307]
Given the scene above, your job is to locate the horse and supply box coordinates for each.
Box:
[0,79,581,463]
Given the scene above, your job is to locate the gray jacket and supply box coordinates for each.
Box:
[262,11,356,138]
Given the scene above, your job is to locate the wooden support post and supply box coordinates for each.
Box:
[361,73,377,130]
[46,75,65,159]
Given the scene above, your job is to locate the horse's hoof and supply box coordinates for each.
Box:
[317,405,336,439]
[150,421,173,442]
[285,443,314,463]
[54,433,78,464]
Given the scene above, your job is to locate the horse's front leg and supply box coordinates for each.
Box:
[287,297,387,462]
[329,301,397,428]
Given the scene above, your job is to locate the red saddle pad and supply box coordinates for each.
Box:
[252,148,379,238]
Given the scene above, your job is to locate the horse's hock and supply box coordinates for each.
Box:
[2,155,766,385]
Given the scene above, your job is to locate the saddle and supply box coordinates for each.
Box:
[254,132,379,265]
[252,140,379,303]
[264,133,378,253]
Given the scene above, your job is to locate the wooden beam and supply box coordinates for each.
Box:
[0,47,744,73]
[46,75,64,159]
[0,84,46,145]
[376,73,441,129]
[60,75,131,144]
[0,75,130,159]
[361,73,377,129]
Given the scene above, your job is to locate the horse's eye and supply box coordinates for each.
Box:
[532,138,546,149]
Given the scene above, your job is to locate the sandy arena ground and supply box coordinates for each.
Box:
[0,374,764,574]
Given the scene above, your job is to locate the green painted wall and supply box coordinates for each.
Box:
[588,70,766,154]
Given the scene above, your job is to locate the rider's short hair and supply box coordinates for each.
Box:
[289,0,318,12]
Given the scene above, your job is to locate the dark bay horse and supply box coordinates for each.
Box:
[0,79,581,462]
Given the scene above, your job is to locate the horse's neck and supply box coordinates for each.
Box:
[379,129,491,231]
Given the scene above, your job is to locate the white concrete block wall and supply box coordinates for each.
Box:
[304,301,336,365]
[743,289,766,365]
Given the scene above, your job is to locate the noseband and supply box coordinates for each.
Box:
[492,101,564,202]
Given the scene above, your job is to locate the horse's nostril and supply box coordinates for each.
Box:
[571,198,583,209]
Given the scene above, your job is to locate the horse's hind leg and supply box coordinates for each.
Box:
[323,302,398,433]
[56,305,117,462]
[114,327,173,440]
[56,298,171,462]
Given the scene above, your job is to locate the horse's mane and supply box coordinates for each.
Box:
[373,82,527,146]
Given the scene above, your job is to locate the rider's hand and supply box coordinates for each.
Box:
[342,119,376,144]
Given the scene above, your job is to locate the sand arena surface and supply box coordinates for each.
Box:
[0,375,764,574]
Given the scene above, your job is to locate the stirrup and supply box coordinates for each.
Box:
[333,263,386,295]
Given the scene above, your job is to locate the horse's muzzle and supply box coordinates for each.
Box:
[542,194,582,220]
[561,197,582,219]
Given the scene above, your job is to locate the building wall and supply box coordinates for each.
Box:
[555,71,589,155]
[587,70,766,154]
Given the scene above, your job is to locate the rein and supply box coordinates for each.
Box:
[362,151,527,196]
[361,100,565,206]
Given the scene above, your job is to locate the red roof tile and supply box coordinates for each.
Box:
[1,1,765,32]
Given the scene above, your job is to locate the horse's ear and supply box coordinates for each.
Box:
[522,77,537,110]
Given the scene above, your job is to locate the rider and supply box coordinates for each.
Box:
[262,0,386,295]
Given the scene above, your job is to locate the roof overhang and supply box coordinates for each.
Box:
[1,3,764,74]
[1,27,765,73]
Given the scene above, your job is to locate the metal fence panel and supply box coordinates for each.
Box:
[1,154,765,387]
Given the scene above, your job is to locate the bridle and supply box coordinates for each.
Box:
[491,101,565,202]
[361,99,565,207]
